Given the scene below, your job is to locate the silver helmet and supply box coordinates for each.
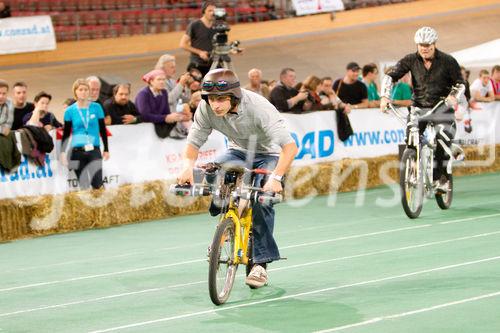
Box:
[414,26,438,44]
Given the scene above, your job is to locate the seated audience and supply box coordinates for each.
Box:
[470,69,495,102]
[86,76,104,105]
[0,80,19,172]
[135,69,186,125]
[155,53,192,112]
[317,76,350,112]
[244,68,270,99]
[11,81,34,131]
[333,62,368,109]
[361,63,381,108]
[0,1,11,18]
[269,68,308,113]
[391,71,413,107]
[103,83,141,125]
[0,79,13,136]
[491,65,500,101]
[180,90,202,131]
[23,91,62,131]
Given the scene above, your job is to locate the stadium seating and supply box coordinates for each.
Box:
[8,0,414,42]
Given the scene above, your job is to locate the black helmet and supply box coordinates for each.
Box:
[201,68,242,100]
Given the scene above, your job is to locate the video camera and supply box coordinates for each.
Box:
[211,8,241,53]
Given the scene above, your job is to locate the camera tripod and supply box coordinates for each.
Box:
[210,45,234,71]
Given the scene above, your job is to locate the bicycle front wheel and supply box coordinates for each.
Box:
[400,148,424,219]
[435,174,453,209]
[208,218,238,305]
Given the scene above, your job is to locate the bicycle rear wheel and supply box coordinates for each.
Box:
[435,174,453,209]
[400,148,424,219]
[208,218,238,305]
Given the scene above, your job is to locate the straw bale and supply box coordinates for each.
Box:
[1,145,499,241]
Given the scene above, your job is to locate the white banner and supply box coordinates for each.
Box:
[0,15,56,55]
[291,0,344,16]
[1,102,499,199]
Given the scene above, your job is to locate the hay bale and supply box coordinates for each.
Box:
[1,144,498,241]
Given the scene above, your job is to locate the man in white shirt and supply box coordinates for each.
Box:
[470,69,495,102]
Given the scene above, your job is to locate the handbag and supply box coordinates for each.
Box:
[334,80,354,141]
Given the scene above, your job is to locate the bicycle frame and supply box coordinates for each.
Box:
[223,204,252,266]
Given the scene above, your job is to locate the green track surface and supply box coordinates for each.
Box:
[1,173,500,333]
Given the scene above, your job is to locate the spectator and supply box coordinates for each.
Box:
[244,68,270,99]
[301,75,324,110]
[11,81,34,131]
[23,91,62,131]
[180,1,217,77]
[103,83,141,125]
[269,68,308,113]
[460,66,472,102]
[361,63,381,108]
[62,98,76,110]
[135,69,185,125]
[333,62,369,109]
[182,90,202,120]
[0,79,18,172]
[384,67,413,107]
[0,1,11,19]
[155,53,192,113]
[86,76,104,105]
[264,0,278,20]
[491,65,500,101]
[267,79,277,92]
[179,90,202,131]
[317,76,350,112]
[60,79,109,190]
[470,69,495,102]
[0,80,13,136]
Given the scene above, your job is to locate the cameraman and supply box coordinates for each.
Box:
[180,1,217,77]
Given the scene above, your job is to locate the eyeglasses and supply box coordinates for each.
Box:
[202,80,240,92]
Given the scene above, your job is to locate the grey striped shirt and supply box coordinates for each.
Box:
[187,89,294,155]
[0,99,14,133]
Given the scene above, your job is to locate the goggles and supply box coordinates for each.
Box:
[202,80,240,92]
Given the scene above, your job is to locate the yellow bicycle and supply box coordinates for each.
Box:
[171,163,282,305]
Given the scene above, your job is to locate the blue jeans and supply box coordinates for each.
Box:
[209,149,281,264]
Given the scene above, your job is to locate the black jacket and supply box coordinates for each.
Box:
[387,49,464,108]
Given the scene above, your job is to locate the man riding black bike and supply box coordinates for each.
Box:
[177,68,298,288]
[380,26,466,193]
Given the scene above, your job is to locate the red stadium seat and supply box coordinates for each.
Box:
[80,12,98,26]
[64,0,78,12]
[77,0,92,11]
[122,10,139,25]
[102,0,117,10]
[96,11,110,25]
[109,11,124,24]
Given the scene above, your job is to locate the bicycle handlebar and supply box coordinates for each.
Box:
[169,184,212,197]
[169,184,283,205]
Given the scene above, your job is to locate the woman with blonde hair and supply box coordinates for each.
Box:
[60,79,109,190]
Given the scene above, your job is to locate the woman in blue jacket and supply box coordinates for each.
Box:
[60,79,109,190]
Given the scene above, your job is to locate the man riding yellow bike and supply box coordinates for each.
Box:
[177,68,298,288]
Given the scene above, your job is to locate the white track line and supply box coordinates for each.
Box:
[88,255,500,333]
[0,289,162,318]
[281,225,431,249]
[2,209,499,293]
[0,225,426,293]
[0,259,205,293]
[1,243,208,275]
[314,291,500,332]
[439,212,500,225]
[3,230,500,318]
[3,198,498,275]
